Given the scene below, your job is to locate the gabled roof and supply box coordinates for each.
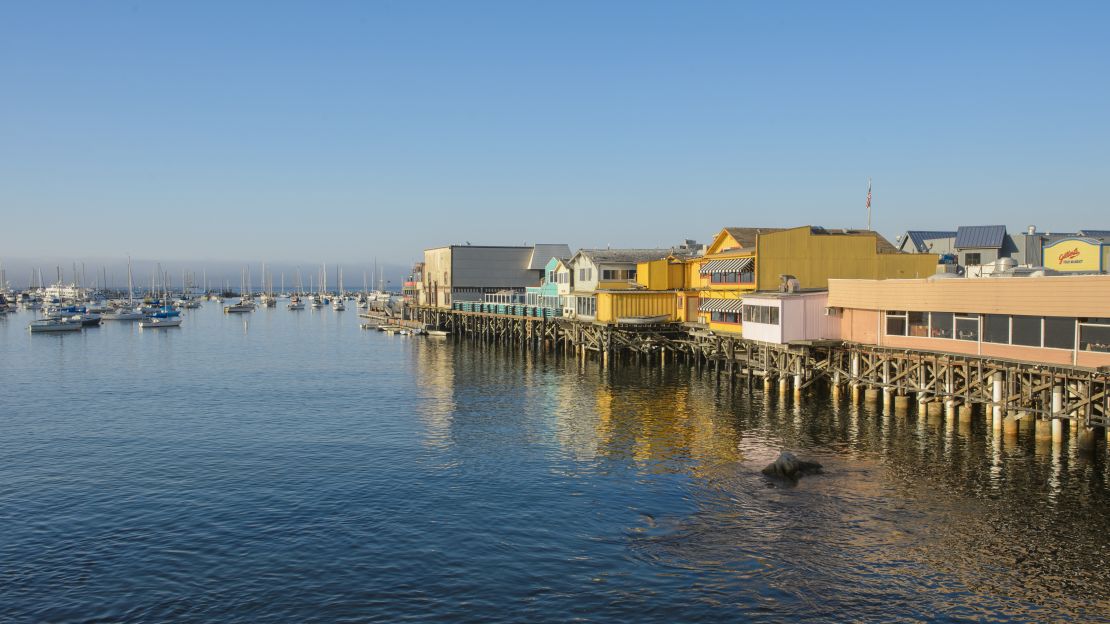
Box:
[903,230,957,253]
[575,248,672,264]
[723,227,787,249]
[527,244,573,270]
[955,225,1007,249]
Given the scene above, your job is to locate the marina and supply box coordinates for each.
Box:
[3,301,1110,621]
[5,2,1109,620]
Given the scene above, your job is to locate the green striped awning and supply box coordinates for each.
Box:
[700,257,753,274]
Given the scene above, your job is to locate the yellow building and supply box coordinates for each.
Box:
[638,226,939,335]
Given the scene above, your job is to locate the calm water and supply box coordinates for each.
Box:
[2,305,1109,623]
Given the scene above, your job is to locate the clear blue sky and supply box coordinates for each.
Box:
[2,1,1108,265]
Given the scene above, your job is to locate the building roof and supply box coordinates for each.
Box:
[723,227,787,248]
[1078,230,1110,239]
[527,244,573,270]
[903,230,957,252]
[955,225,1007,249]
[806,227,901,253]
[576,248,672,264]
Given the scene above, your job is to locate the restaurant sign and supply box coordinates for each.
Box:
[1043,238,1104,272]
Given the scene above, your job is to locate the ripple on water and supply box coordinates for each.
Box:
[1,306,1109,622]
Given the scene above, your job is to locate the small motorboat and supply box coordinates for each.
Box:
[426,330,449,337]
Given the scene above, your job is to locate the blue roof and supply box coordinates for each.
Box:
[955,225,1007,249]
[1078,229,1110,239]
[905,230,956,252]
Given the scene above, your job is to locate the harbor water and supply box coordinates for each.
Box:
[2,305,1109,622]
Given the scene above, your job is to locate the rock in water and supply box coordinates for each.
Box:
[761,451,823,481]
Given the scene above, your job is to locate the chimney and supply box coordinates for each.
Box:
[1027,225,1036,235]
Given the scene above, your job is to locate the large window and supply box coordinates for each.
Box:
[742,305,779,325]
[1044,317,1076,349]
[886,311,907,336]
[601,269,636,280]
[908,311,929,337]
[575,296,597,317]
[1011,315,1042,347]
[1080,318,1110,353]
[965,252,982,266]
[711,272,739,284]
[955,314,979,341]
[983,314,1010,344]
[930,312,954,339]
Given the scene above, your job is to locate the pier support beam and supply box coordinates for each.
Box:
[882,361,891,410]
[894,395,910,415]
[1052,386,1065,445]
[992,375,1004,433]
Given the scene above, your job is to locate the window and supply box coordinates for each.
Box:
[1080,320,1110,353]
[983,314,1009,344]
[742,304,780,325]
[908,311,929,337]
[711,311,739,324]
[577,268,593,281]
[965,252,982,266]
[1011,315,1041,347]
[1044,317,1076,349]
[886,311,907,336]
[930,312,954,339]
[740,270,754,283]
[575,296,597,317]
[601,269,636,280]
[955,315,979,341]
[711,272,739,284]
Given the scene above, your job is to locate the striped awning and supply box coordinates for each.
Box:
[699,298,744,313]
[700,257,753,274]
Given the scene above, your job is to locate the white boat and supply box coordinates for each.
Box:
[139,316,182,329]
[102,309,144,321]
[287,296,305,310]
[427,329,449,337]
[224,269,255,313]
[104,257,143,320]
[29,317,83,333]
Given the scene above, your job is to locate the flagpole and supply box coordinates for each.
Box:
[866,178,872,231]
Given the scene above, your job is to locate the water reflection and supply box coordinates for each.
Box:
[408,340,1110,620]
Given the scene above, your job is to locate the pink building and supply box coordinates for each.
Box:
[828,275,1110,368]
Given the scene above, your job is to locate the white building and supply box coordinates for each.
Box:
[564,248,671,320]
[739,290,840,344]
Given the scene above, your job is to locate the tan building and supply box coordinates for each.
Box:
[829,275,1110,368]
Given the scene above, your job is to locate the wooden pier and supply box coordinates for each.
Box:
[407,305,1110,449]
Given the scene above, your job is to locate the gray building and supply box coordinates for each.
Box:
[422,243,572,308]
[894,225,1109,273]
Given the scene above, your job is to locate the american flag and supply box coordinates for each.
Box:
[866,178,872,210]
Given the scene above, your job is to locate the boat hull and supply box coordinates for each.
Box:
[29,321,83,333]
[139,318,182,328]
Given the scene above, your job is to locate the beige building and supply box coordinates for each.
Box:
[829,275,1110,368]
